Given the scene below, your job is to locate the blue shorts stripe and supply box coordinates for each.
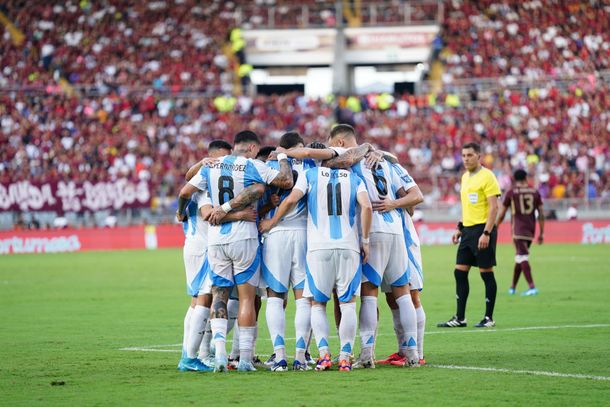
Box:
[338,263,361,303]
[235,251,260,285]
[305,263,330,303]
[362,262,381,287]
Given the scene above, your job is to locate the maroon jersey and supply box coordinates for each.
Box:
[503,186,542,240]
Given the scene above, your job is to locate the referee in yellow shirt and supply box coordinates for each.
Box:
[438,142,501,328]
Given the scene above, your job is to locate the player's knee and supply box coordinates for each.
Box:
[410,290,421,308]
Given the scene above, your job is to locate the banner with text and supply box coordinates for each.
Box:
[0,179,151,213]
[1,220,608,255]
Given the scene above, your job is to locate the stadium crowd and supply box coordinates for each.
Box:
[1,0,609,220]
[441,0,610,82]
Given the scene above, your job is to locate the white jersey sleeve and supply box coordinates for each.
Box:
[391,162,418,191]
[188,170,208,192]
[247,159,280,185]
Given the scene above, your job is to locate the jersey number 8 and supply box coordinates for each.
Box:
[218,175,235,205]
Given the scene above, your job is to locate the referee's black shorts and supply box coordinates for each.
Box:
[456,224,497,269]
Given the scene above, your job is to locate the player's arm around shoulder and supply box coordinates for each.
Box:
[266,154,294,189]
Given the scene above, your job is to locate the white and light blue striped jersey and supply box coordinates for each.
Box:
[182,191,210,255]
[331,147,404,235]
[262,158,317,233]
[391,162,418,192]
[390,162,423,275]
[390,162,421,247]
[294,167,366,253]
[188,155,280,245]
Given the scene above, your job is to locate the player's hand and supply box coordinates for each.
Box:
[200,157,219,167]
[258,219,274,234]
[452,230,461,244]
[238,207,258,222]
[208,206,228,226]
[267,151,279,161]
[538,234,544,245]
[478,234,490,250]
[361,243,370,264]
[372,197,396,213]
[270,194,281,207]
[176,211,187,223]
[406,206,414,217]
[364,150,383,169]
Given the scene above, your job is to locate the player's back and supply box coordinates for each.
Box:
[351,160,404,235]
[507,186,541,239]
[183,191,209,254]
[263,158,316,231]
[301,167,363,253]
[196,155,276,245]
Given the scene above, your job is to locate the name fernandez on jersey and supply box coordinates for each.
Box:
[188,155,280,245]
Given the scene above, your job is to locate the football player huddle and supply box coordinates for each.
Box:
[175,124,426,373]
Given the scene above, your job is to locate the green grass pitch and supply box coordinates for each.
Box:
[1,244,609,406]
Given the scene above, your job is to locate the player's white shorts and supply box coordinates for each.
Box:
[407,243,424,291]
[183,248,209,296]
[207,238,260,287]
[262,229,307,293]
[304,249,361,303]
[362,232,410,289]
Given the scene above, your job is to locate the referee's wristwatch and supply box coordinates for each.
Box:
[483,230,491,236]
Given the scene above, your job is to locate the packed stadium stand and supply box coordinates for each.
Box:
[1,0,609,229]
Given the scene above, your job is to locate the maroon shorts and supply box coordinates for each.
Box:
[513,239,532,256]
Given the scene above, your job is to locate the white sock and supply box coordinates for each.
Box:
[182,306,194,357]
[358,296,377,360]
[227,299,239,334]
[229,321,240,359]
[239,326,256,364]
[186,305,209,359]
[311,304,330,357]
[396,295,417,357]
[210,318,228,360]
[294,298,311,363]
[265,297,286,361]
[198,319,212,358]
[416,306,426,360]
[391,308,404,352]
[339,302,357,362]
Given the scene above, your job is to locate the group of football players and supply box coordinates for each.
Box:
[175,124,426,372]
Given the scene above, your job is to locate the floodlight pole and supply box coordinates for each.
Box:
[332,1,350,95]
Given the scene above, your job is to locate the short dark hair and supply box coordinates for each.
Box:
[234,130,260,146]
[208,140,232,152]
[514,169,527,181]
[330,124,356,140]
[256,146,276,161]
[462,142,481,153]
[279,132,304,149]
[308,141,327,149]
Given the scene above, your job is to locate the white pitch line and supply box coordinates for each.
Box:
[118,323,610,353]
[430,364,610,381]
[424,323,610,335]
